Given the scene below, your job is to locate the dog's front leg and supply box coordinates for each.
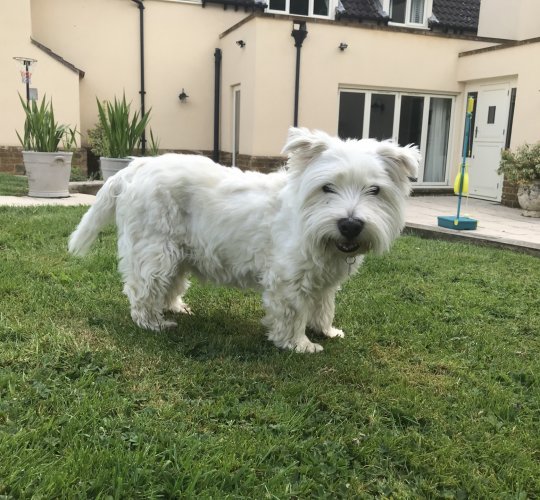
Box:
[262,289,323,353]
[308,287,345,339]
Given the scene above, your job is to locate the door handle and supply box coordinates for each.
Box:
[475,126,478,138]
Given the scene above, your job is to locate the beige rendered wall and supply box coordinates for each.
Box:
[0,0,80,147]
[221,15,493,181]
[458,42,540,148]
[30,0,247,151]
[478,0,540,40]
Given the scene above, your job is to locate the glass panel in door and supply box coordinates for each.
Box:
[232,88,241,166]
[398,95,424,147]
[338,92,365,140]
[369,94,395,141]
[424,97,452,182]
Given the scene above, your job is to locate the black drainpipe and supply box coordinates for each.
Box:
[213,48,222,163]
[131,0,146,155]
[291,21,308,127]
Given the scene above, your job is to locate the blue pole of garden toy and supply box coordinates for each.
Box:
[456,97,474,222]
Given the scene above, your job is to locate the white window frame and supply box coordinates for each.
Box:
[266,0,334,19]
[382,0,433,28]
[337,88,456,186]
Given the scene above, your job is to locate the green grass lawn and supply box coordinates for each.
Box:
[0,173,28,196]
[1,206,539,498]
[0,170,89,197]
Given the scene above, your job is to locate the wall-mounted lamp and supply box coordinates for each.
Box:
[178,89,189,102]
[236,40,246,48]
[339,42,348,51]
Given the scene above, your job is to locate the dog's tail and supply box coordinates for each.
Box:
[68,173,123,256]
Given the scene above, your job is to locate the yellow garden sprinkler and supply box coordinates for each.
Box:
[437,96,478,231]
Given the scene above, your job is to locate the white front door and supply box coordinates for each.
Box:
[468,82,511,201]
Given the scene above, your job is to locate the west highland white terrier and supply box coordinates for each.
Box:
[69,128,420,353]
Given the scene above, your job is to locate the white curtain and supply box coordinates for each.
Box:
[424,98,451,182]
[410,0,425,23]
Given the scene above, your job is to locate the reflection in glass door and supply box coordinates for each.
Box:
[399,95,424,146]
[369,94,395,140]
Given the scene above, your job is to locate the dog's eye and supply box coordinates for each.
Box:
[322,184,336,194]
[366,185,380,195]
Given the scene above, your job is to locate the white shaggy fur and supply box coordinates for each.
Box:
[69,128,420,353]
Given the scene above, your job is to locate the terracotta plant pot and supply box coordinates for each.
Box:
[517,180,540,217]
[23,151,73,198]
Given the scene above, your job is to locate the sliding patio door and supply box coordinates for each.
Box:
[338,90,454,185]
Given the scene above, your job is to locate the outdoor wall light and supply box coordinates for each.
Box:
[236,40,246,48]
[339,42,348,51]
[178,89,189,102]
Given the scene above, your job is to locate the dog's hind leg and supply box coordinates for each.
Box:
[119,237,180,331]
[165,272,192,315]
[307,287,345,339]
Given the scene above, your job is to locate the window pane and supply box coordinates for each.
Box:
[338,92,365,140]
[390,0,406,23]
[269,0,285,10]
[369,94,395,141]
[399,96,424,147]
[314,0,329,15]
[290,0,309,15]
[424,98,452,182]
[409,0,425,23]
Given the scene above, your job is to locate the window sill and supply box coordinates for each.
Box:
[388,21,429,30]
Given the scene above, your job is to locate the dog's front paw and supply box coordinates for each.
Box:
[168,298,193,315]
[324,327,345,339]
[282,338,323,353]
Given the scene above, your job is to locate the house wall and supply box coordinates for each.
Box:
[0,0,80,172]
[478,0,540,41]
[457,41,540,148]
[457,40,540,205]
[30,0,247,152]
[220,16,493,182]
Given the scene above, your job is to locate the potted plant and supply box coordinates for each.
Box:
[16,95,77,198]
[498,142,540,217]
[96,95,150,180]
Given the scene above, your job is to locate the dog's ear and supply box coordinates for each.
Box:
[282,127,333,168]
[377,142,421,194]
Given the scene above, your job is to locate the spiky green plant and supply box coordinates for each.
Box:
[16,95,77,152]
[148,128,160,156]
[96,94,151,158]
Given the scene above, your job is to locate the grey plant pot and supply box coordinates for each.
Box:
[23,151,73,198]
[517,180,540,217]
[100,157,132,181]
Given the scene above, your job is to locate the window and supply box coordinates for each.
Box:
[386,0,428,26]
[338,89,454,185]
[267,0,329,17]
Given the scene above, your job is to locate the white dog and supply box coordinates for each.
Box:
[69,128,419,353]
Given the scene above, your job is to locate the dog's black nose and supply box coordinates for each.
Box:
[337,217,364,239]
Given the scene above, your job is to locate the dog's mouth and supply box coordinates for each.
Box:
[335,240,361,254]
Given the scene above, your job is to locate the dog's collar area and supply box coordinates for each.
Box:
[346,255,356,275]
